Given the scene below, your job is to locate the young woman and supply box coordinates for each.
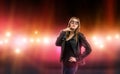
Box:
[55,17,92,74]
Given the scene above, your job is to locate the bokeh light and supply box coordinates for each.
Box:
[30,38,35,43]
[5,32,11,37]
[43,37,50,44]
[14,48,21,54]
[106,35,112,41]
[115,34,120,39]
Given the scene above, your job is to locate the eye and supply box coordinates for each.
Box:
[75,22,79,25]
[70,20,79,25]
[70,21,74,24]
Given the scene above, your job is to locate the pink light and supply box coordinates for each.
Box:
[22,38,27,43]
[14,38,22,46]
[0,40,3,45]
[13,36,28,47]
[56,47,61,54]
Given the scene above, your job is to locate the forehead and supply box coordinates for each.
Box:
[71,18,79,22]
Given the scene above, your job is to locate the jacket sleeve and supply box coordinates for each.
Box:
[55,31,66,46]
[77,33,92,61]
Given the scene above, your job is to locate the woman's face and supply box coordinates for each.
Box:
[69,18,79,30]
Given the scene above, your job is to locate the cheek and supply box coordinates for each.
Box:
[69,24,73,27]
[75,25,78,29]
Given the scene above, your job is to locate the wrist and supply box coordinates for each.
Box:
[62,29,67,32]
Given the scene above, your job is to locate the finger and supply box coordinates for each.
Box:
[68,59,73,62]
[70,57,74,59]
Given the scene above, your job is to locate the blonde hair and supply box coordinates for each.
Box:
[66,17,80,42]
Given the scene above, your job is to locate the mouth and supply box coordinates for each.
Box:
[70,28,74,30]
[72,26,76,29]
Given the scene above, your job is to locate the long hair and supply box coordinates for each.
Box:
[66,17,80,42]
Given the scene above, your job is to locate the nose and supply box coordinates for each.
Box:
[72,22,76,25]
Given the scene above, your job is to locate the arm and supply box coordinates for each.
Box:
[81,33,92,58]
[55,31,66,46]
[77,33,92,61]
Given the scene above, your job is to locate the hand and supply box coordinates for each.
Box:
[63,27,72,32]
[68,57,77,62]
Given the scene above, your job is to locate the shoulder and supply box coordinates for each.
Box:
[78,32,86,39]
[78,32,84,37]
[58,30,66,35]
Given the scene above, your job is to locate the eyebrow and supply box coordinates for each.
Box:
[70,20,79,23]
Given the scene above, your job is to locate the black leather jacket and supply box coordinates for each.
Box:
[55,31,92,62]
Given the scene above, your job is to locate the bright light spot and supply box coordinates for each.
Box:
[92,37,103,45]
[92,36,99,45]
[92,36,105,48]
[0,40,3,45]
[22,38,27,43]
[94,40,104,48]
[5,32,11,37]
[4,39,9,44]
[106,36,112,41]
[115,34,119,39]
[30,38,34,43]
[36,38,40,43]
[15,48,21,54]
[92,36,97,41]
[99,44,104,49]
[43,37,50,44]
[34,31,38,34]
[94,41,99,45]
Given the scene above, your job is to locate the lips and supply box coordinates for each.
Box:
[72,26,75,28]
[71,25,75,27]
